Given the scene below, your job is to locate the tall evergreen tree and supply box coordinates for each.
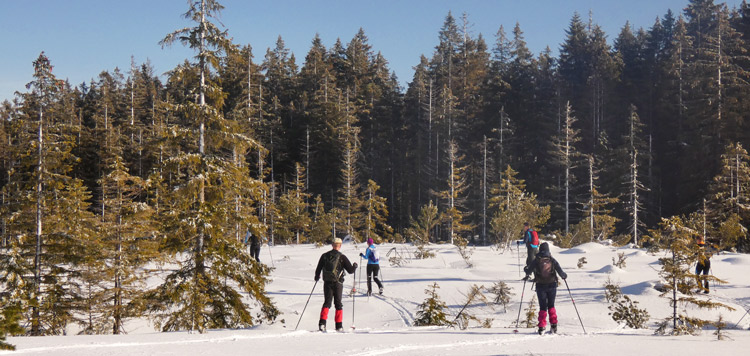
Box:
[145,0,277,332]
[0,53,96,335]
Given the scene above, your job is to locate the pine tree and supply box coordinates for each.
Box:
[550,102,582,235]
[338,137,363,240]
[652,215,733,335]
[362,179,393,242]
[438,140,471,245]
[705,142,750,251]
[276,162,311,244]
[0,52,97,335]
[414,282,451,327]
[489,165,550,249]
[146,0,277,332]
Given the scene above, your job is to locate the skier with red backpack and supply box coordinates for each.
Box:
[518,222,540,269]
[523,242,567,334]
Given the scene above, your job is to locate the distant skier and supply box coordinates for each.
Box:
[359,238,384,296]
[695,236,711,294]
[244,230,261,262]
[517,222,540,269]
[523,242,567,334]
[314,237,358,332]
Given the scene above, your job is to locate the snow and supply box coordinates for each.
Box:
[4,241,750,355]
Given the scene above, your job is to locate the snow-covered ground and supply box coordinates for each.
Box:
[4,241,750,355]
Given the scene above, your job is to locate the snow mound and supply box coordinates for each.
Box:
[625,250,647,258]
[722,255,750,265]
[621,281,658,296]
[592,265,622,274]
[559,242,609,255]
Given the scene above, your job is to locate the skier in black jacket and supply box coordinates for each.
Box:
[314,237,358,332]
[524,242,567,334]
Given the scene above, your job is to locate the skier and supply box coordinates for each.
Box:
[517,222,540,269]
[314,237,358,332]
[523,242,567,334]
[244,230,261,262]
[359,238,384,296]
[695,236,711,294]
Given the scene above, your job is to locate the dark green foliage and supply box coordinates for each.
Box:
[414,283,452,327]
[0,303,22,350]
[651,216,734,335]
[522,295,537,328]
[604,278,650,328]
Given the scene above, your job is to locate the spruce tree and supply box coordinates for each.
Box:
[0,52,97,335]
[145,0,277,332]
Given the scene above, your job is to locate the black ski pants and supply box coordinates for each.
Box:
[696,259,711,290]
[536,283,557,311]
[366,264,383,292]
[322,281,344,310]
[250,244,261,262]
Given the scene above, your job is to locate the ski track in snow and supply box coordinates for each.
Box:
[2,331,309,354]
[374,294,414,327]
[342,332,575,356]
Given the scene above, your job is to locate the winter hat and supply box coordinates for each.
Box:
[333,237,343,245]
[367,238,374,245]
[538,242,550,255]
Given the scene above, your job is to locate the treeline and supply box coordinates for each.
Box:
[1,0,750,338]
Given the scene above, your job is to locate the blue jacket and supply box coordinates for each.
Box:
[362,245,380,265]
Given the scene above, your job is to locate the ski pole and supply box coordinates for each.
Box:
[517,241,521,277]
[294,280,318,331]
[734,305,750,329]
[267,242,275,268]
[564,279,587,334]
[515,278,527,328]
[357,256,362,290]
[352,264,357,330]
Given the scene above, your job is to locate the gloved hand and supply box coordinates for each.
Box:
[522,275,530,282]
[353,263,359,269]
[516,240,522,245]
[560,273,568,280]
[314,276,320,282]
[359,253,365,258]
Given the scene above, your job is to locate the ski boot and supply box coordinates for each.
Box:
[335,322,344,332]
[537,326,544,335]
[318,320,326,332]
[367,289,372,296]
[551,324,557,334]
[379,287,384,295]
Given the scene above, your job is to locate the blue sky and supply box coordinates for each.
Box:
[1,0,743,102]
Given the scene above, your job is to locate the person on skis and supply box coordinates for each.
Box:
[244,230,261,262]
[523,242,567,334]
[518,222,540,269]
[314,237,358,332]
[359,238,384,296]
[695,235,711,294]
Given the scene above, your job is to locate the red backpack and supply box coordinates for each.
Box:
[530,230,539,248]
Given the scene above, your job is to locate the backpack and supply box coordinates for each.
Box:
[535,256,555,284]
[322,251,342,282]
[529,230,540,248]
[370,246,380,263]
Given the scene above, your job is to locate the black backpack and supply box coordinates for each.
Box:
[322,251,343,282]
[535,256,555,284]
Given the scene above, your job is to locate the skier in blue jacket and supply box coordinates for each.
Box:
[359,238,384,296]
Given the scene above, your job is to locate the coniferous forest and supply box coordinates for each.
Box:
[2,0,750,337]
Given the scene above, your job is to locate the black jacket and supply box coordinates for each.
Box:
[315,249,356,283]
[524,242,567,285]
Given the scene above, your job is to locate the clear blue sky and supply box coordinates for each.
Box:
[1,0,743,102]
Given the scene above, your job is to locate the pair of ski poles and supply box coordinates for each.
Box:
[514,277,586,334]
[295,262,362,331]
